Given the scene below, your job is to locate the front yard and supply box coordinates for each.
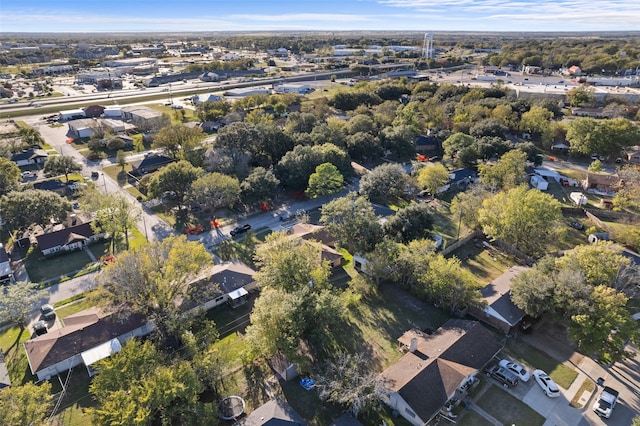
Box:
[24,245,101,284]
[475,384,545,426]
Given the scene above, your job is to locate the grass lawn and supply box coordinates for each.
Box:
[450,241,516,286]
[51,367,96,426]
[0,325,36,385]
[570,378,595,408]
[214,232,260,267]
[506,340,578,389]
[24,247,94,284]
[456,410,494,426]
[57,297,99,321]
[476,385,545,426]
[341,283,451,370]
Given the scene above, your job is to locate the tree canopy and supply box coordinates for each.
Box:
[306,163,344,199]
[320,193,382,254]
[0,189,71,229]
[190,172,241,211]
[416,163,450,196]
[97,235,212,340]
[43,155,82,181]
[359,163,406,203]
[478,186,562,256]
[0,157,21,196]
[147,160,204,210]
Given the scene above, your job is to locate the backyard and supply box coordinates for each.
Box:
[449,240,516,286]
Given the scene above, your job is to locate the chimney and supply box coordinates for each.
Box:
[409,337,418,353]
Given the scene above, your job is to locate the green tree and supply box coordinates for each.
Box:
[451,185,492,232]
[416,163,450,197]
[240,167,280,204]
[478,149,528,191]
[382,202,433,243]
[116,150,126,169]
[276,145,323,190]
[0,282,42,328]
[83,189,140,253]
[147,160,203,210]
[588,159,603,172]
[510,257,557,317]
[569,285,638,362]
[567,86,596,107]
[43,155,82,182]
[19,126,45,147]
[97,235,212,340]
[89,339,214,426]
[320,193,383,254]
[359,163,406,203]
[419,254,482,312]
[0,189,71,229]
[0,381,52,426]
[190,172,241,210]
[245,286,345,359]
[212,122,261,172]
[478,186,562,256]
[254,231,330,293]
[520,106,553,143]
[0,157,21,196]
[306,163,344,198]
[555,242,629,287]
[567,117,640,157]
[442,132,475,160]
[153,124,205,166]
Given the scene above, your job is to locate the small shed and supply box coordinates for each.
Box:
[269,352,299,382]
[59,109,86,121]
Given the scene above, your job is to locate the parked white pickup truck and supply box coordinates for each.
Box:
[593,386,619,418]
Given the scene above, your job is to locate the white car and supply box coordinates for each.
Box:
[533,369,560,398]
[498,359,530,382]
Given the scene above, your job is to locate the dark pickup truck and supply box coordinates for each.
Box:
[230,224,251,237]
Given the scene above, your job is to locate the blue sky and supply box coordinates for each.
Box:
[1,0,639,33]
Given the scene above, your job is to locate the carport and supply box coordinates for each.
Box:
[81,338,122,377]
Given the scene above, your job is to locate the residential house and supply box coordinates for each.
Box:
[583,172,621,192]
[468,266,528,334]
[415,134,441,156]
[381,319,502,426]
[23,307,154,381]
[182,261,257,313]
[130,154,175,176]
[10,148,48,167]
[623,146,640,164]
[448,168,478,190]
[288,223,343,268]
[0,243,13,285]
[33,179,67,196]
[571,107,610,118]
[35,221,102,256]
[233,398,306,426]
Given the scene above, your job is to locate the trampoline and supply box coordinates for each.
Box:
[218,395,246,420]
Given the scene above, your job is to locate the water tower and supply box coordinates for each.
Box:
[422,33,434,59]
